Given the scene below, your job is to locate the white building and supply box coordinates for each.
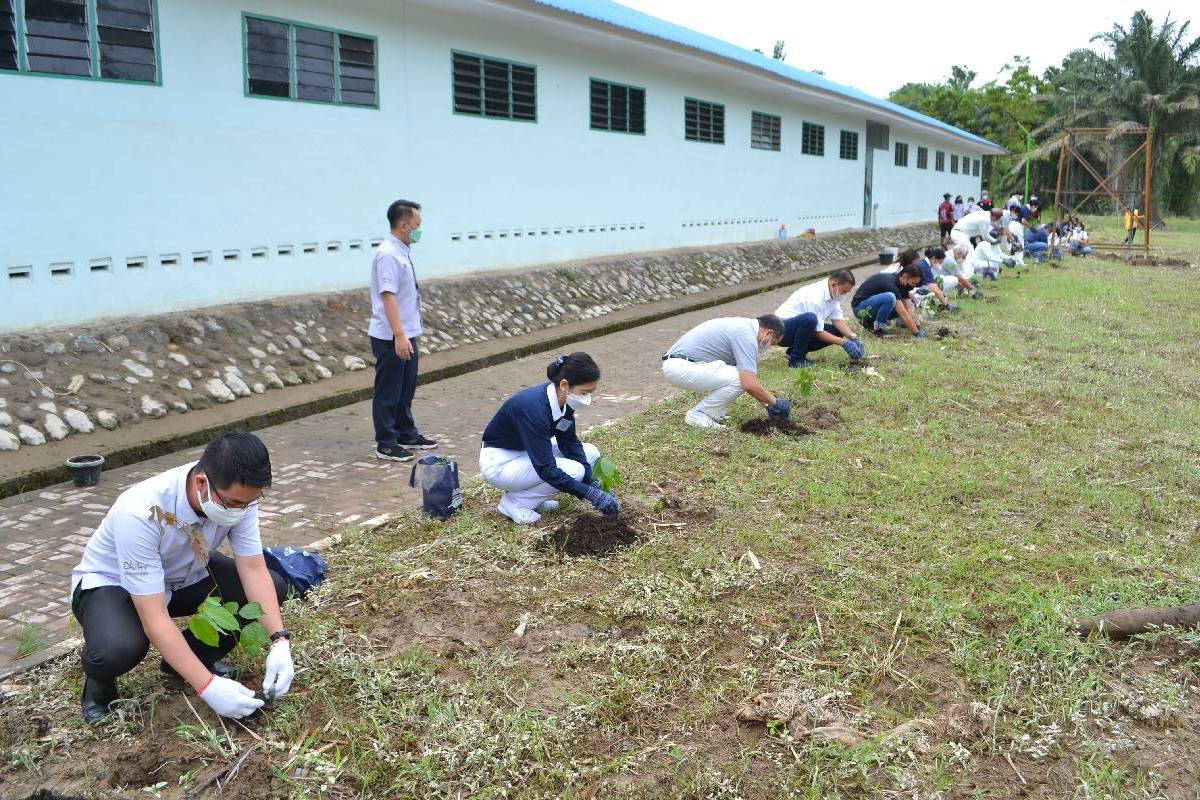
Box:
[0,0,1003,332]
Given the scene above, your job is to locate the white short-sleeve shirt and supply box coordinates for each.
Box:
[774,278,845,327]
[952,210,994,240]
[368,234,423,340]
[69,462,264,600]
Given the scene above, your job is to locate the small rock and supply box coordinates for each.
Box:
[343,355,367,371]
[204,378,236,403]
[88,372,106,382]
[0,412,10,427]
[266,343,282,355]
[43,340,66,355]
[177,378,193,391]
[313,364,332,379]
[17,424,45,446]
[263,372,285,390]
[96,410,119,430]
[790,723,867,748]
[168,352,190,367]
[63,408,94,434]
[40,387,55,399]
[284,334,302,349]
[170,400,189,413]
[104,334,130,351]
[140,395,167,418]
[0,363,14,374]
[224,373,252,397]
[15,405,36,423]
[44,413,70,440]
[155,359,167,369]
[302,348,321,362]
[125,376,140,385]
[0,429,18,451]
[247,347,267,359]
[37,401,57,414]
[281,370,302,386]
[251,382,265,394]
[0,398,5,408]
[131,349,149,363]
[122,358,154,379]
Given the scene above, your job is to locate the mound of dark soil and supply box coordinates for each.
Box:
[804,405,842,430]
[16,792,89,800]
[936,326,954,339]
[539,515,642,557]
[740,418,813,437]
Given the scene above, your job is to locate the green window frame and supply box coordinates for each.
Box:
[750,111,781,151]
[1,0,160,84]
[452,49,536,122]
[894,141,909,167]
[950,154,959,174]
[243,13,377,108]
[973,158,981,177]
[935,150,945,171]
[684,97,724,144]
[838,130,858,160]
[801,121,824,156]
[590,77,644,134]
[916,146,928,169]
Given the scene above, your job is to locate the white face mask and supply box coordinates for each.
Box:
[566,392,592,410]
[200,478,248,527]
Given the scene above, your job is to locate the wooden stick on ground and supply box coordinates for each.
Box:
[1077,603,1200,639]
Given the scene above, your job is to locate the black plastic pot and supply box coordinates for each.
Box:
[65,455,105,487]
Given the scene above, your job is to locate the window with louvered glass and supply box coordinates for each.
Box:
[453,51,536,121]
[685,98,724,143]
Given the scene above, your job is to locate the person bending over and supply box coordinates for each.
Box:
[661,315,790,429]
[852,256,925,337]
[479,353,619,525]
[773,269,864,368]
[70,432,294,723]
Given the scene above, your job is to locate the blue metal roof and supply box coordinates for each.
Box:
[529,0,1005,152]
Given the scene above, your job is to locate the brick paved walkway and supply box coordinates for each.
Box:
[0,267,881,668]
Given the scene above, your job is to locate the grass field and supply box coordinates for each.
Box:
[3,248,1200,799]
[1069,214,1200,265]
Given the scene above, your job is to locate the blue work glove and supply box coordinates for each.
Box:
[766,398,791,419]
[583,485,620,517]
[913,329,928,338]
[1003,257,1018,268]
[842,338,865,360]
[939,303,960,314]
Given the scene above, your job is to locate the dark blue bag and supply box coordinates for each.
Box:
[409,455,463,520]
[263,546,327,598]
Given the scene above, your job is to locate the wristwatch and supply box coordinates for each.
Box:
[269,629,291,643]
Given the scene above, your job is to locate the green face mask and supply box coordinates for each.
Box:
[409,227,423,244]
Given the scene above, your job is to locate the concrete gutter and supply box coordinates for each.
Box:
[0,250,886,500]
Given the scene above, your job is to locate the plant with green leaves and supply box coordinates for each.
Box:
[793,369,814,397]
[592,457,621,493]
[188,596,270,651]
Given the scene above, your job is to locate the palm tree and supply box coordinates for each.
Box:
[1030,11,1200,218]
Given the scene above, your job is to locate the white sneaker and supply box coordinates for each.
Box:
[685,410,726,429]
[536,499,560,513]
[498,494,542,525]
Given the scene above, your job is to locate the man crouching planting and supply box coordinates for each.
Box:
[69,431,293,723]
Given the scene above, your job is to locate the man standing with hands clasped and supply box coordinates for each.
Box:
[370,199,438,462]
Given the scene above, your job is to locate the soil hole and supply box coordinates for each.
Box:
[740,418,813,437]
[539,514,642,557]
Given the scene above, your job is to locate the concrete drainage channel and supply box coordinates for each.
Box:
[0,248,913,679]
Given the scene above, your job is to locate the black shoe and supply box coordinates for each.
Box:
[81,677,118,724]
[398,434,438,450]
[375,445,414,462]
[160,658,243,682]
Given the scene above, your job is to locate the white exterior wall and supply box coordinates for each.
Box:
[0,0,993,332]
[871,138,983,228]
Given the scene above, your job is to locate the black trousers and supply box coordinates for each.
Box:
[71,552,287,683]
[370,334,421,447]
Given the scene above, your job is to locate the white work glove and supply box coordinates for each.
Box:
[199,675,264,719]
[262,639,294,699]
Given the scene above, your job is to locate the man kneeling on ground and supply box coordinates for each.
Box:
[852,253,926,337]
[662,314,790,429]
[773,269,864,368]
[70,431,294,723]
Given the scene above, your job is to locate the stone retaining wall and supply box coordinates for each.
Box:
[0,225,934,454]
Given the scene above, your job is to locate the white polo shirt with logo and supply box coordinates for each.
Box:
[69,462,263,600]
[774,278,845,328]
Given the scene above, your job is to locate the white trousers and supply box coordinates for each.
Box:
[661,358,743,419]
[479,441,600,509]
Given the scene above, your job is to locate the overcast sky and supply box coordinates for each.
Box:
[613,1,1187,97]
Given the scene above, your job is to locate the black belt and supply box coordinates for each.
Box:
[662,353,703,363]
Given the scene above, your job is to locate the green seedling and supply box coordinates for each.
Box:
[593,457,621,493]
[189,597,269,651]
[793,369,814,397]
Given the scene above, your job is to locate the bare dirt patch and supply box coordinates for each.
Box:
[538,514,643,557]
[740,404,841,437]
